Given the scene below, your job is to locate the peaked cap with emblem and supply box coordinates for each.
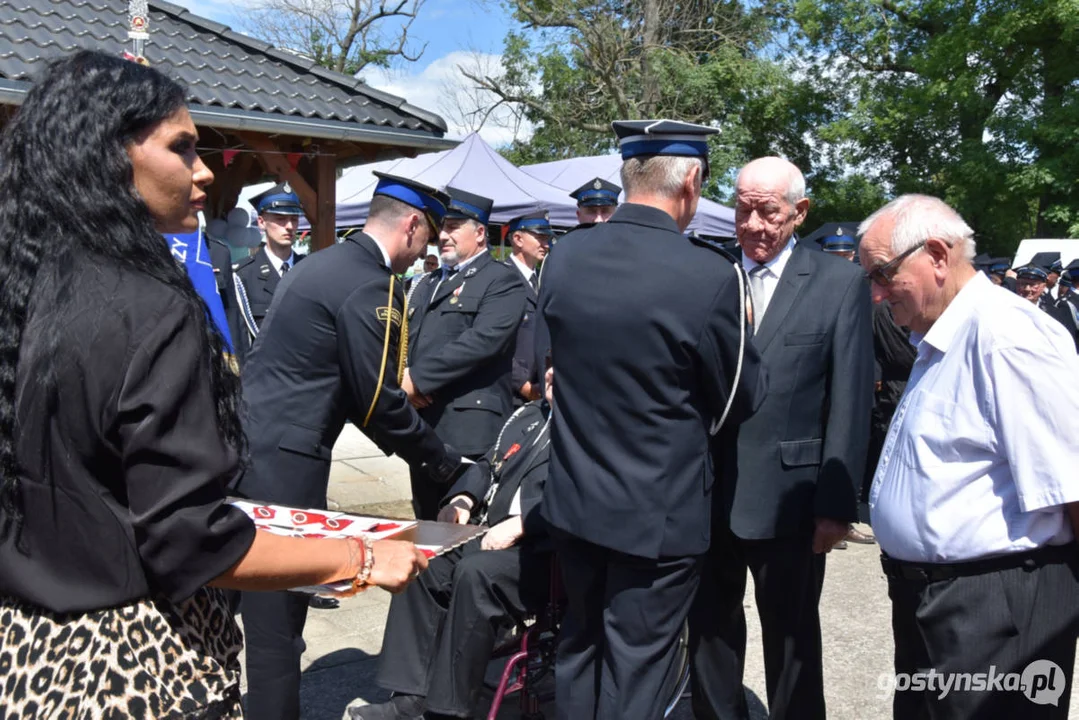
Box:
[252,182,305,216]
[444,187,494,226]
[822,228,856,253]
[612,119,718,176]
[569,177,621,208]
[507,210,553,238]
[1016,264,1048,282]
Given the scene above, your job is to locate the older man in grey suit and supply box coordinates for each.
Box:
[690,157,874,720]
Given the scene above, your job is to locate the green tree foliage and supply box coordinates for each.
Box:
[473,0,836,200]
[776,0,1079,253]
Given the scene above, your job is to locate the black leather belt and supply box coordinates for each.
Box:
[881,543,1077,583]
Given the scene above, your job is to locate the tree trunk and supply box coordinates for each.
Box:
[640,0,661,116]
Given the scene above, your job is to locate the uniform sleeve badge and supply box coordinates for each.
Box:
[376,306,402,327]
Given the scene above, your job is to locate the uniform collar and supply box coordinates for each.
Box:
[509,254,535,283]
[449,248,488,273]
[265,247,295,275]
[363,230,393,269]
[608,203,683,234]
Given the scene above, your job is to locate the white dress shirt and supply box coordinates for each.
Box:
[509,254,537,289]
[870,273,1079,563]
[266,248,296,277]
[362,230,393,269]
[741,238,795,322]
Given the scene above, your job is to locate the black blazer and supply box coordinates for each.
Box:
[445,401,551,540]
[234,245,305,329]
[209,237,250,365]
[538,204,768,559]
[407,251,528,456]
[506,260,538,402]
[232,234,458,510]
[3,257,255,613]
[717,242,874,539]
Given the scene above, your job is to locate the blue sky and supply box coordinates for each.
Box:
[174,0,524,142]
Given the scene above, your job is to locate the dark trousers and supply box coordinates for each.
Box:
[689,529,826,720]
[552,530,700,720]
[377,538,550,716]
[241,590,310,720]
[888,554,1079,720]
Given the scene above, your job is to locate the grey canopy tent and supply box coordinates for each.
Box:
[331,132,580,227]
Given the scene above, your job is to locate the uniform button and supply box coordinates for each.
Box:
[476,400,482,405]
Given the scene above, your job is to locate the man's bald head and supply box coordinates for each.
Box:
[734,157,810,264]
[736,157,806,206]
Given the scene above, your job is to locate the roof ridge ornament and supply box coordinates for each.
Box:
[126,0,150,66]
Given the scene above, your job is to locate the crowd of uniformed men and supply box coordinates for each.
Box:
[216,119,1079,720]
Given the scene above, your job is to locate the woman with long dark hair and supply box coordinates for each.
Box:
[0,50,427,717]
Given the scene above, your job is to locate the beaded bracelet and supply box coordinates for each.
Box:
[353,535,375,589]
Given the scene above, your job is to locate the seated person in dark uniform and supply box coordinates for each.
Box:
[353,368,556,720]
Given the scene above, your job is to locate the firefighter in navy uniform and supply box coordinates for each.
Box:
[537,119,768,720]
[568,176,620,226]
[503,210,553,406]
[233,173,465,720]
[234,182,307,342]
[402,188,528,520]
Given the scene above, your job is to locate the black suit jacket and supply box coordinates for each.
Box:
[208,237,250,365]
[445,401,551,539]
[232,234,457,509]
[504,260,538,402]
[407,251,528,456]
[717,242,873,539]
[234,245,305,329]
[538,204,767,559]
[1047,294,1079,352]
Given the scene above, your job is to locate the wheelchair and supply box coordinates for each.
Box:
[484,557,691,719]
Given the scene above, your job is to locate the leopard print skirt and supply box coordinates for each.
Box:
[0,587,244,719]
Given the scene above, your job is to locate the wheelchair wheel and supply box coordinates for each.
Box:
[660,620,692,718]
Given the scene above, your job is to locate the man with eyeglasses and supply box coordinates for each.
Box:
[860,195,1079,720]
[402,187,528,519]
[691,156,873,720]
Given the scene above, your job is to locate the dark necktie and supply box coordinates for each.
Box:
[280,261,290,275]
[529,273,538,292]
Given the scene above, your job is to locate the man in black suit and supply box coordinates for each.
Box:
[539,120,767,720]
[503,210,552,406]
[233,173,465,720]
[402,188,528,520]
[690,156,873,720]
[234,182,307,342]
[354,369,557,720]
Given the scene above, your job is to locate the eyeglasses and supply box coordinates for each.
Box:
[864,242,925,286]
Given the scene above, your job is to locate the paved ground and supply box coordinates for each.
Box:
[238,424,1078,719]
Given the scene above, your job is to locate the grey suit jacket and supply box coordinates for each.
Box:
[717,242,874,539]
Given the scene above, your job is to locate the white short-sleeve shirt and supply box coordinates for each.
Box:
[870,273,1079,563]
